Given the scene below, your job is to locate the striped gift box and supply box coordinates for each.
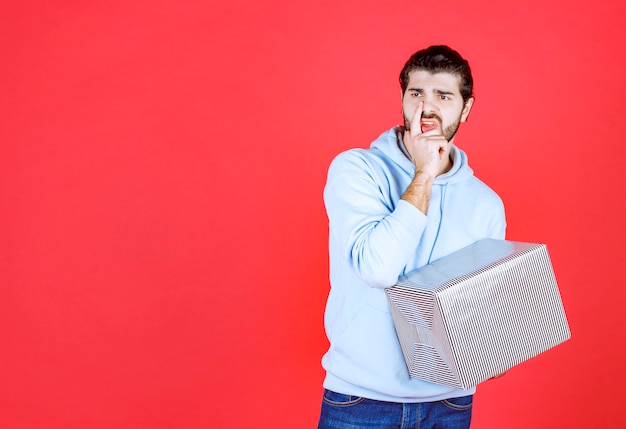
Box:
[385,239,571,389]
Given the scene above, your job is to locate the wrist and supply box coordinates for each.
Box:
[413,169,436,185]
[401,172,434,214]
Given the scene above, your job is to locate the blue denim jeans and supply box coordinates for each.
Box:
[318,389,472,429]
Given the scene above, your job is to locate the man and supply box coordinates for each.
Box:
[318,45,506,429]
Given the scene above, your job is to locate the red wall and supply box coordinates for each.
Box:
[2,0,625,427]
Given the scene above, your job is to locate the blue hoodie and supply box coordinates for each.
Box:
[322,127,506,402]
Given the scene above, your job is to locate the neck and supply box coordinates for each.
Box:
[439,154,453,176]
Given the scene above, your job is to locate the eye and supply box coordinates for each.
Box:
[439,94,450,100]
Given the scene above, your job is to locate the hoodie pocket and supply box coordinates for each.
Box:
[330,290,407,386]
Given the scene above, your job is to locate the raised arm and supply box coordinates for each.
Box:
[401,101,450,214]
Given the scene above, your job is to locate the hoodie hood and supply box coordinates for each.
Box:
[369,127,474,185]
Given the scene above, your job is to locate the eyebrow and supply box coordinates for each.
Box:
[407,87,456,96]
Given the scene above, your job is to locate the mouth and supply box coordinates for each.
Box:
[420,119,439,133]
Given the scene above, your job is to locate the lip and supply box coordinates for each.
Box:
[420,119,439,133]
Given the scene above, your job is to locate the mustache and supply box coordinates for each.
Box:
[421,113,442,123]
[403,111,443,132]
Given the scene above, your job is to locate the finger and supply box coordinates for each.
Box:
[409,101,423,135]
[490,371,507,379]
[418,134,448,159]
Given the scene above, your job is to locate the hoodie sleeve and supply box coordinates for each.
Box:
[324,150,428,289]
[489,199,507,240]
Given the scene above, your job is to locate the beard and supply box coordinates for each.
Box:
[404,112,462,142]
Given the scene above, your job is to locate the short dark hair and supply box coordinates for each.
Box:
[399,45,474,103]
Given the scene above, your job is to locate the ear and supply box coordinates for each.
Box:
[460,97,474,122]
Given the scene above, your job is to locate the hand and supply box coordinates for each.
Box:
[403,101,448,179]
[490,371,507,380]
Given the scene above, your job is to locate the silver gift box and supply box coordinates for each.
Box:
[385,239,571,389]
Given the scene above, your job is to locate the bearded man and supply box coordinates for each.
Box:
[318,45,506,429]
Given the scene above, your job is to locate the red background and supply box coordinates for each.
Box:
[2,0,625,427]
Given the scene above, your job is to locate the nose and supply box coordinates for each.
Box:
[421,93,438,115]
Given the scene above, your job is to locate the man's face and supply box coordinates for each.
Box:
[402,70,473,143]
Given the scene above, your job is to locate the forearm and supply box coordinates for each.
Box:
[400,172,434,215]
[324,154,428,288]
[344,200,426,287]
